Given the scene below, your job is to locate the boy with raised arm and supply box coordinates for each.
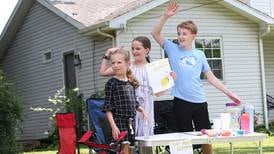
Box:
[151,2,241,154]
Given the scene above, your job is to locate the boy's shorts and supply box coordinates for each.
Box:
[173,97,211,132]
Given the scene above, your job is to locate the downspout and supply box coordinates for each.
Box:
[96,28,115,47]
[259,25,270,130]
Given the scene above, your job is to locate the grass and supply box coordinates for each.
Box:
[23,135,274,154]
[213,136,274,154]
[23,124,274,154]
[23,147,89,154]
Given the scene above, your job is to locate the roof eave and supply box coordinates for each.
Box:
[220,0,274,24]
[79,21,110,36]
[79,0,170,34]
[0,0,35,61]
[108,0,274,29]
[0,0,86,62]
[108,0,169,29]
[37,0,85,29]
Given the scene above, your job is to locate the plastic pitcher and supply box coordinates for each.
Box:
[225,102,242,131]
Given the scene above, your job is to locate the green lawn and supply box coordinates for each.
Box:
[23,135,274,154]
[23,148,89,154]
[23,123,274,154]
[213,136,274,154]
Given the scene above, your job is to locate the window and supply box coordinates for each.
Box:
[195,38,223,80]
[164,38,223,80]
[42,49,53,63]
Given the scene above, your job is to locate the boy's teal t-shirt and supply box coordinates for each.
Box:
[163,39,210,103]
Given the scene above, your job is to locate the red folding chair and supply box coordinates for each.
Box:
[56,112,77,154]
[78,98,128,154]
[78,130,127,154]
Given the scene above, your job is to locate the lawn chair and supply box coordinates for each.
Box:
[78,97,128,154]
[56,112,77,154]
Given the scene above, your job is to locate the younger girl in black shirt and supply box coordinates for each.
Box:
[103,47,147,153]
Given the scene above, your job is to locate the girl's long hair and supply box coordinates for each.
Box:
[132,36,151,63]
[110,48,139,88]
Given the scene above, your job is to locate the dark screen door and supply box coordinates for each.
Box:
[63,52,77,90]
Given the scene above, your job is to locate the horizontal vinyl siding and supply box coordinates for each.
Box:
[117,0,264,123]
[263,38,274,122]
[85,38,113,95]
[1,2,95,140]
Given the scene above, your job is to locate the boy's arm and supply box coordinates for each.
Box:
[204,71,241,104]
[151,2,179,47]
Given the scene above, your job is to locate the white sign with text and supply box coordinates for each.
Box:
[169,140,193,154]
[145,58,174,94]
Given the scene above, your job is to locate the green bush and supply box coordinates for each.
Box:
[30,87,86,147]
[65,89,85,139]
[0,70,23,153]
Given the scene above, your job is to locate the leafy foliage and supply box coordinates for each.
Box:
[30,87,85,145]
[0,70,23,153]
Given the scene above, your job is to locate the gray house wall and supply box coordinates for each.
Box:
[0,1,97,140]
[264,38,274,122]
[116,0,264,123]
[91,37,113,93]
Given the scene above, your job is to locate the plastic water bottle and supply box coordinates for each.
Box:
[244,104,255,133]
[143,120,149,139]
[240,113,250,134]
[128,118,135,146]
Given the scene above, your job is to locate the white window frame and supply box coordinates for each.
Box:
[195,36,224,80]
[42,49,53,63]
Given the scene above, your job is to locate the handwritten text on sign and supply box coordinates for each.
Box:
[169,140,193,154]
[145,58,174,93]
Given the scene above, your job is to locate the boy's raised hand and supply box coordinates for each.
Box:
[164,1,179,17]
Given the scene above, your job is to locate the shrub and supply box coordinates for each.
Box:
[30,87,85,146]
[0,70,23,153]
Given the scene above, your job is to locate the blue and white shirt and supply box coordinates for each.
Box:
[163,39,211,103]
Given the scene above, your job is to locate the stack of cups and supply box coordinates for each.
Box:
[213,113,230,133]
[213,118,221,133]
[220,113,231,130]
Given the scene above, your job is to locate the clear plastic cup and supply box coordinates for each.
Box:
[213,118,221,134]
[220,113,231,130]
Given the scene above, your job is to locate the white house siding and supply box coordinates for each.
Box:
[249,0,273,17]
[263,38,274,122]
[117,0,264,123]
[0,2,96,140]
